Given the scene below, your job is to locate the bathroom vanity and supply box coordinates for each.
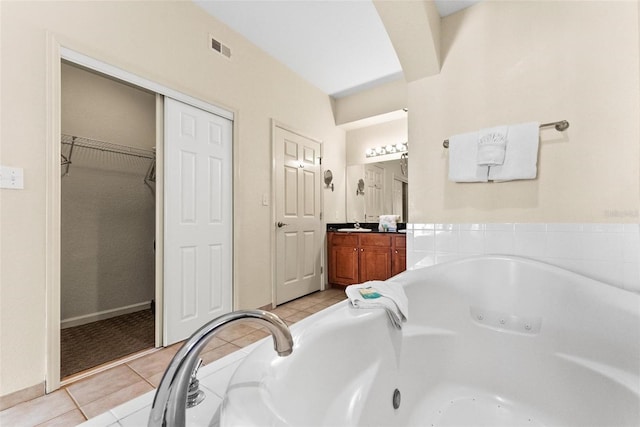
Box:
[327,231,406,287]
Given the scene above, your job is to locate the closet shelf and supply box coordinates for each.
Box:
[61,134,155,159]
[61,134,156,179]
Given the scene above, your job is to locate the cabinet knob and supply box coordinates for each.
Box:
[361,248,364,252]
[395,250,398,254]
[353,248,357,251]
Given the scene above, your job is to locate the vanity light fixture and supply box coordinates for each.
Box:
[365,142,408,158]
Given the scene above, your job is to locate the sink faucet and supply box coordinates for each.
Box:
[148,310,293,427]
[354,220,361,229]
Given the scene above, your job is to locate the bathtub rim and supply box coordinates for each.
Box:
[396,253,639,296]
[219,254,640,426]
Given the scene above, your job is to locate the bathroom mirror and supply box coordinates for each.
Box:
[343,111,408,223]
[346,159,408,223]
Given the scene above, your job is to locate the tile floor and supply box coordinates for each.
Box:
[0,288,347,427]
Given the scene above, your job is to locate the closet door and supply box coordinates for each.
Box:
[164,98,233,345]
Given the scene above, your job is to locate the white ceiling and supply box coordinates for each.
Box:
[195,1,479,98]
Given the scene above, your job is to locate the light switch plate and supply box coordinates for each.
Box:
[0,166,24,189]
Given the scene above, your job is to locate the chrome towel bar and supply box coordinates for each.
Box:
[442,120,569,148]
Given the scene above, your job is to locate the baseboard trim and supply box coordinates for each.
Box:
[61,301,151,329]
[0,382,45,411]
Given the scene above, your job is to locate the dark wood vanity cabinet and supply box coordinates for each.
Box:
[327,232,406,287]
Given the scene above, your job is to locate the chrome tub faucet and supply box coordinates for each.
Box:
[148,310,293,427]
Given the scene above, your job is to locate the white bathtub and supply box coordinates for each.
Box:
[218,255,640,426]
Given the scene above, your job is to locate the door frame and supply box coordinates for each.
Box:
[269,120,325,308]
[392,173,408,222]
[45,39,235,392]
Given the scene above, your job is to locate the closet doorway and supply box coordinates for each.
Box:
[48,48,235,391]
[60,62,157,379]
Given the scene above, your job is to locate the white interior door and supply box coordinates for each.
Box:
[164,98,233,345]
[365,164,383,222]
[274,125,322,305]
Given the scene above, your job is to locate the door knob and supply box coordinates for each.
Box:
[277,221,289,228]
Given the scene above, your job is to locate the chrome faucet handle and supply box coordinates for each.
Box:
[148,310,293,426]
[354,220,361,229]
[186,358,205,408]
[191,358,203,379]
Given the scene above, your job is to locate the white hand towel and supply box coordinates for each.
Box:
[378,215,399,232]
[448,131,489,182]
[477,126,508,166]
[488,122,540,182]
[345,281,408,329]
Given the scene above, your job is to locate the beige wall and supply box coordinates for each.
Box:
[61,156,156,321]
[0,1,345,395]
[61,63,156,321]
[408,1,640,224]
[333,79,407,125]
[62,63,156,149]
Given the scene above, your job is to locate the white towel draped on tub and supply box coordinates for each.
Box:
[448,130,489,182]
[488,121,540,182]
[346,281,408,329]
[477,126,508,166]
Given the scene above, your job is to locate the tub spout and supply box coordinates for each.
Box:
[148,310,293,427]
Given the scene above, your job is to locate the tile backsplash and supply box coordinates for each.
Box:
[406,223,640,293]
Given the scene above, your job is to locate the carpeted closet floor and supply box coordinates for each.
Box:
[61,310,155,379]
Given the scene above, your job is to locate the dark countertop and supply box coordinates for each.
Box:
[326,222,406,233]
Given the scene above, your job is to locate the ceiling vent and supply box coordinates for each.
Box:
[209,35,231,59]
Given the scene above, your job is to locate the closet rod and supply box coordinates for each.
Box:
[442,120,569,148]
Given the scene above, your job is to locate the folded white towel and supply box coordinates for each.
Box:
[477,126,508,166]
[448,131,489,182]
[345,281,408,329]
[378,215,399,232]
[488,122,540,182]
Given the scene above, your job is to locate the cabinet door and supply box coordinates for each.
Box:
[391,249,406,277]
[391,235,406,277]
[328,233,358,286]
[329,244,359,285]
[359,247,391,282]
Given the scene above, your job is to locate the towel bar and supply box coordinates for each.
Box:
[442,120,569,148]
